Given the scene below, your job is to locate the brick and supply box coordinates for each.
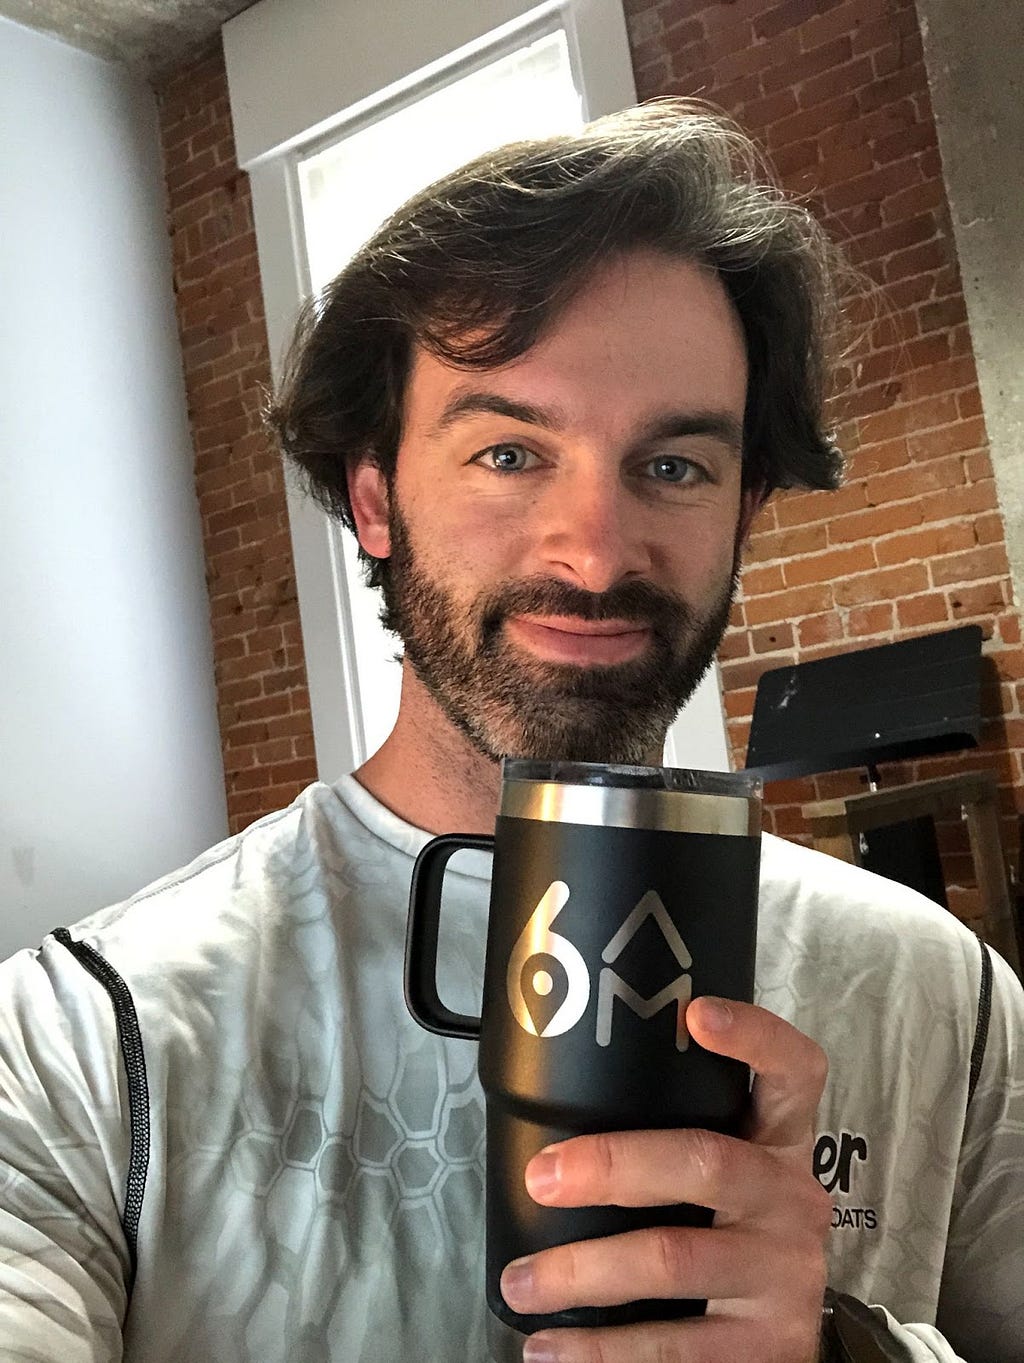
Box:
[950,581,1010,620]
[858,392,959,446]
[881,236,948,283]
[747,522,829,563]
[783,542,877,588]
[883,274,936,311]
[774,139,820,178]
[718,655,778,692]
[741,563,786,596]
[843,437,910,479]
[930,545,1009,588]
[745,87,799,128]
[880,176,946,224]
[745,583,834,625]
[753,0,823,41]
[719,629,752,662]
[857,62,928,115]
[751,623,796,654]
[874,521,975,567]
[799,54,874,112]
[813,770,869,800]
[829,487,925,542]
[832,562,929,606]
[798,611,845,648]
[964,452,995,482]
[970,512,1003,547]
[775,482,869,527]
[865,454,966,506]
[957,387,983,420]
[847,212,938,269]
[813,143,876,190]
[800,0,873,53]
[899,358,978,405]
[897,594,949,629]
[769,93,860,150]
[906,416,988,462]
[847,0,909,54]
[769,804,810,838]
[917,479,999,522]
[825,156,924,214]
[762,34,853,97]
[847,603,894,637]
[918,295,969,334]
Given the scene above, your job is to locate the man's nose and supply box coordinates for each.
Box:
[534,471,652,594]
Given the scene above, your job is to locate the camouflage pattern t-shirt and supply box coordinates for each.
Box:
[0,777,1021,1361]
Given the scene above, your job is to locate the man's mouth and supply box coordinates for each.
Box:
[504,614,654,666]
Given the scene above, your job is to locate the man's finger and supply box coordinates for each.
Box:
[501,1225,770,1315]
[521,1313,819,1363]
[685,997,828,1148]
[523,1127,831,1227]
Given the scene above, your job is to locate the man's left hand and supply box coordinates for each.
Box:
[499,996,833,1363]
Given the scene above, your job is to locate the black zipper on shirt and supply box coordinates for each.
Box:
[52,927,150,1291]
[967,937,993,1110]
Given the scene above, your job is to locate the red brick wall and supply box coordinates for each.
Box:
[156,14,1022,924]
[624,0,1022,923]
[155,45,317,835]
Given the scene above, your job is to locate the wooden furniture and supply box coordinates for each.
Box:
[802,771,1022,977]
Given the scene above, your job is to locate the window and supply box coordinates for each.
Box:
[295,25,584,759]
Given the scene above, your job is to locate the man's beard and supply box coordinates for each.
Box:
[378,504,738,766]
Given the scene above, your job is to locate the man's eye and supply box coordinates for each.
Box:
[645,455,703,484]
[476,444,538,473]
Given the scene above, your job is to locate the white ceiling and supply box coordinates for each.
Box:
[0,0,254,78]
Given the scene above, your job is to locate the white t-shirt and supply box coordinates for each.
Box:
[0,777,1021,1362]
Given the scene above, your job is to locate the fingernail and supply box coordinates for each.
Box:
[700,998,733,1030]
[525,1148,561,1200]
[523,1333,560,1362]
[500,1255,535,1311]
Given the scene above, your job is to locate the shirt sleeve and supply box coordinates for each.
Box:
[874,944,1024,1363]
[0,936,131,1362]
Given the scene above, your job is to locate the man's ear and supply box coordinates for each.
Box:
[737,482,769,549]
[347,458,391,559]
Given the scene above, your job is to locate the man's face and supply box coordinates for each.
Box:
[353,250,751,765]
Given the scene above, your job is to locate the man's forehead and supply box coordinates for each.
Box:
[405,356,744,452]
[403,251,746,425]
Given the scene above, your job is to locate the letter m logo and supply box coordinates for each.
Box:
[595,890,693,1052]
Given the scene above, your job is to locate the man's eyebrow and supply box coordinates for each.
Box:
[428,390,566,438]
[637,411,745,454]
[428,388,744,454]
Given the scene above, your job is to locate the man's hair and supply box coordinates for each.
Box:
[270,99,846,588]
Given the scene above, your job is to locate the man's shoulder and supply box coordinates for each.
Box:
[0,780,392,1009]
[757,830,984,973]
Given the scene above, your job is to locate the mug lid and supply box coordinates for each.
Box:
[501,759,761,799]
[499,761,761,836]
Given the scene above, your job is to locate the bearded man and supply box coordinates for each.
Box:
[1,101,1021,1363]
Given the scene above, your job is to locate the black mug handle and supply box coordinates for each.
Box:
[405,833,494,1038]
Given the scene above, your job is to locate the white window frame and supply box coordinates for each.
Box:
[224,0,731,780]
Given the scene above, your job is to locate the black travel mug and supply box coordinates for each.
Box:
[405,759,761,1335]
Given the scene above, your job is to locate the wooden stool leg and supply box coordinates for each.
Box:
[809,830,858,866]
[964,799,1022,977]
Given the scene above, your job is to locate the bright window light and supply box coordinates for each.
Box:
[294,27,585,761]
[298,28,584,290]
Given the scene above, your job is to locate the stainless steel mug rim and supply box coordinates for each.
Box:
[500,779,760,836]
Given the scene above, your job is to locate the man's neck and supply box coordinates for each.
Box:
[353,664,503,835]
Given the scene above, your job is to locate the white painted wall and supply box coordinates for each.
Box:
[0,18,229,960]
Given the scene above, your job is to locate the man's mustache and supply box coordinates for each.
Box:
[479,577,695,642]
